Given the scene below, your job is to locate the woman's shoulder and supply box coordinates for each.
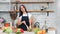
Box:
[19,16,22,19]
[27,13,32,18]
[27,13,31,15]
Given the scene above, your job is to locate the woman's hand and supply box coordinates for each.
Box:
[22,21,26,25]
[17,22,20,26]
[29,26,31,29]
[22,21,29,30]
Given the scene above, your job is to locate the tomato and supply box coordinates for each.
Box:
[4,23,10,27]
[20,28,24,33]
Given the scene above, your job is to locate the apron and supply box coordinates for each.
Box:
[18,13,30,31]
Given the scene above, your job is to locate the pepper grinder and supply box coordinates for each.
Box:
[42,20,48,33]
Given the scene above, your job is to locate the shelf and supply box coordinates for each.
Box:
[11,2,54,4]
[0,2,10,4]
[0,2,54,4]
[0,10,54,13]
[0,1,54,4]
[28,10,54,12]
[0,11,13,13]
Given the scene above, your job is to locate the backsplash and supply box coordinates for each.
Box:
[0,0,56,29]
[0,12,56,29]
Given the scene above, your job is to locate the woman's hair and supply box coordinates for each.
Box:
[19,5,28,17]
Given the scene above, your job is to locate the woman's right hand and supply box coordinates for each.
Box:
[17,23,20,26]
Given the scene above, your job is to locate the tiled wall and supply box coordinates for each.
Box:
[0,4,11,11]
[0,0,10,2]
[0,13,12,22]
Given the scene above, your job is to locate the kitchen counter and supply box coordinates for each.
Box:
[0,31,34,34]
[0,27,56,34]
[48,27,56,34]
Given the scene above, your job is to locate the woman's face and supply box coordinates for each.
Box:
[20,6,25,12]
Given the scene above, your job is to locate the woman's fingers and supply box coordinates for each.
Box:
[25,25,29,30]
[29,26,31,29]
[22,21,26,25]
[22,21,30,30]
[17,23,20,25]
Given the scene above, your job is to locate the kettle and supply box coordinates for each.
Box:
[34,22,40,28]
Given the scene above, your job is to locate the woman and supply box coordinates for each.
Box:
[17,5,32,31]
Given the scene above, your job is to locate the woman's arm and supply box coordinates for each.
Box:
[17,17,22,25]
[17,17,27,25]
[17,17,29,29]
[29,16,33,29]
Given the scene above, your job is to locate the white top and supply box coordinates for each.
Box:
[17,13,32,20]
[14,13,32,25]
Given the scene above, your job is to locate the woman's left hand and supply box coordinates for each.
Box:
[22,21,26,25]
[29,26,32,29]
